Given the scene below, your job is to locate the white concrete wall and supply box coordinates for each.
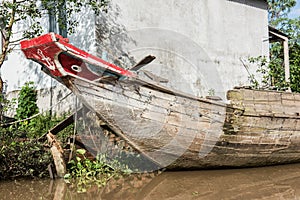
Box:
[2,0,269,115]
[96,0,269,99]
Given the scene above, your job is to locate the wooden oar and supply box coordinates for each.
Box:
[130,55,156,71]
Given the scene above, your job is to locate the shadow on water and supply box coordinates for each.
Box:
[2,164,300,199]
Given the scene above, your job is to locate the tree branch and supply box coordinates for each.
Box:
[8,42,20,49]
[9,37,26,44]
[0,0,16,68]
[14,18,22,22]
[16,0,27,3]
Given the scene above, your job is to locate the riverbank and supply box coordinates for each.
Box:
[0,113,134,186]
[0,128,51,179]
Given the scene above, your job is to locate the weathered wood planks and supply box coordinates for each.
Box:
[64,77,300,169]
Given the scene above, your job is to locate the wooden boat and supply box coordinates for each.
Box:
[20,33,300,170]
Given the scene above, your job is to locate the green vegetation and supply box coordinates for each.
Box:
[0,82,72,179]
[0,1,111,180]
[0,112,74,179]
[0,82,130,184]
[15,81,39,120]
[0,127,51,179]
[64,149,132,193]
[250,1,300,92]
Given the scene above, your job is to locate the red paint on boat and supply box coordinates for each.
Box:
[20,33,134,81]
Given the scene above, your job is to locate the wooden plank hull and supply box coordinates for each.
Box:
[67,77,300,169]
[20,33,300,170]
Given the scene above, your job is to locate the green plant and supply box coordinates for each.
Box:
[64,149,131,193]
[0,81,76,179]
[248,56,290,90]
[15,81,38,120]
[0,95,16,123]
[20,112,74,139]
[0,127,52,179]
[4,117,73,178]
[0,111,75,179]
[248,56,268,86]
[0,95,16,113]
[268,0,296,26]
[265,0,300,93]
[289,43,300,92]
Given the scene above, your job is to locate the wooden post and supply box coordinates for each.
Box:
[47,132,66,178]
[283,39,291,92]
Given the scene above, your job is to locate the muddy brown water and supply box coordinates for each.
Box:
[1,164,300,200]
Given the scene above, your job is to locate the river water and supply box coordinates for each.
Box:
[1,163,300,200]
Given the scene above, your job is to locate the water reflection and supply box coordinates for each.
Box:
[1,164,300,200]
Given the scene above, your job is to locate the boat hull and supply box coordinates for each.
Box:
[20,33,300,170]
[67,77,300,169]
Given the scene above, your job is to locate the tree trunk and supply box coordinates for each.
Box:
[0,75,3,94]
[0,76,3,122]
